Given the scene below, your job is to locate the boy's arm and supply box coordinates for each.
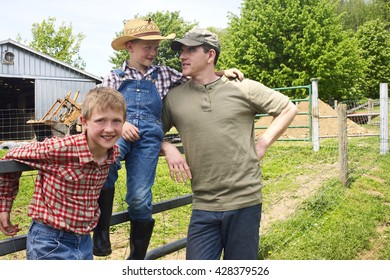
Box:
[0,141,52,221]
[215,68,244,80]
[0,171,22,236]
[0,171,21,212]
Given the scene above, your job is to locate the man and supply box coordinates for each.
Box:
[160,27,298,260]
[95,18,243,259]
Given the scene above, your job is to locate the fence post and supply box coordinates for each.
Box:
[338,104,348,186]
[380,83,389,155]
[311,78,319,151]
[367,99,373,124]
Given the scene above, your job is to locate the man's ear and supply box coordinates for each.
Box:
[208,49,216,64]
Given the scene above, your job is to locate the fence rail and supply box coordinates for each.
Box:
[0,159,192,259]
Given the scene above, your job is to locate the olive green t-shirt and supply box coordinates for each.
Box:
[162,76,290,211]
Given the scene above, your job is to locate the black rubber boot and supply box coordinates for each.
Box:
[93,188,115,256]
[127,219,155,260]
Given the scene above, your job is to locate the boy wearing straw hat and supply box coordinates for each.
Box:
[94,18,242,259]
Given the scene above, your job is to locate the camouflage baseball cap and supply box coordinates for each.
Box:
[171,27,220,52]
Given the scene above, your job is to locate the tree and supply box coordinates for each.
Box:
[109,11,195,71]
[337,0,390,33]
[18,17,86,69]
[219,0,365,101]
[355,19,390,98]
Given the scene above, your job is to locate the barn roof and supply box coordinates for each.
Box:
[0,38,102,83]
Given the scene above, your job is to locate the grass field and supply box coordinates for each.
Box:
[1,127,390,260]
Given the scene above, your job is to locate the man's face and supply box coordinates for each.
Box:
[126,40,161,71]
[179,45,210,77]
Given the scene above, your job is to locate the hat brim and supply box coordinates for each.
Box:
[171,39,204,51]
[111,33,176,50]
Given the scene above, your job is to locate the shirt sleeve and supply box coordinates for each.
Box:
[102,62,127,89]
[3,139,55,163]
[246,79,290,116]
[102,71,121,89]
[162,96,174,134]
[166,66,188,88]
[0,138,61,212]
[0,171,21,212]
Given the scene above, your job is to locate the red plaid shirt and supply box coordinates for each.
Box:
[0,132,119,234]
[102,62,188,99]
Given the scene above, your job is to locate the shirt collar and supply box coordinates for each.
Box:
[73,132,117,166]
[189,76,225,91]
[122,61,158,77]
[74,132,95,165]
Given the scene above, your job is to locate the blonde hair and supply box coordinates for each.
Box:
[81,87,126,119]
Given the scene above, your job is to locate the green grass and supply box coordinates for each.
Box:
[1,135,390,260]
[258,137,390,260]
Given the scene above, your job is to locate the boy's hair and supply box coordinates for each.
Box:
[81,87,126,119]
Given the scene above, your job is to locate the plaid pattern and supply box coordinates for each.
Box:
[0,132,119,234]
[102,62,187,99]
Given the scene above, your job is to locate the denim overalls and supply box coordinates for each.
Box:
[104,69,164,222]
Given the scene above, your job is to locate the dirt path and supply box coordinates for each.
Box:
[260,163,338,234]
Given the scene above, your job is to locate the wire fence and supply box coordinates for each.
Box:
[0,109,35,141]
[0,84,388,260]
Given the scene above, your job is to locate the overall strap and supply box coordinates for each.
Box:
[151,68,159,83]
[113,69,126,81]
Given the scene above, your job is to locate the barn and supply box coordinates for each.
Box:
[0,38,102,141]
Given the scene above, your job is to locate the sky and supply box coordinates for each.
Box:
[0,0,243,78]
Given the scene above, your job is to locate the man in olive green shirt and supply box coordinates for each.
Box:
[160,27,298,260]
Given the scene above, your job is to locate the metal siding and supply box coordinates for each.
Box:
[35,80,96,119]
[0,42,92,80]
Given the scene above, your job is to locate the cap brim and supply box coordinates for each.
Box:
[111,33,176,50]
[171,39,203,51]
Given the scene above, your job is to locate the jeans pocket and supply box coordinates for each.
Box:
[27,223,61,260]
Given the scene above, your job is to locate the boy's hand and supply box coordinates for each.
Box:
[122,121,140,142]
[223,68,244,81]
[0,212,20,236]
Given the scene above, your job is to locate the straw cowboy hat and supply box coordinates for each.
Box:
[111,18,176,50]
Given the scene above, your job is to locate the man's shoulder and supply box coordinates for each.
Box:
[224,77,255,85]
[226,77,269,91]
[167,80,190,93]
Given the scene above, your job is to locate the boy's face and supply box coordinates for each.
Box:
[81,107,124,158]
[126,40,161,71]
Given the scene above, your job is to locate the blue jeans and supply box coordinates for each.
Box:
[186,204,262,260]
[103,72,163,222]
[26,220,93,260]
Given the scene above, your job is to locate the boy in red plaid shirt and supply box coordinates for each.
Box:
[0,87,126,260]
